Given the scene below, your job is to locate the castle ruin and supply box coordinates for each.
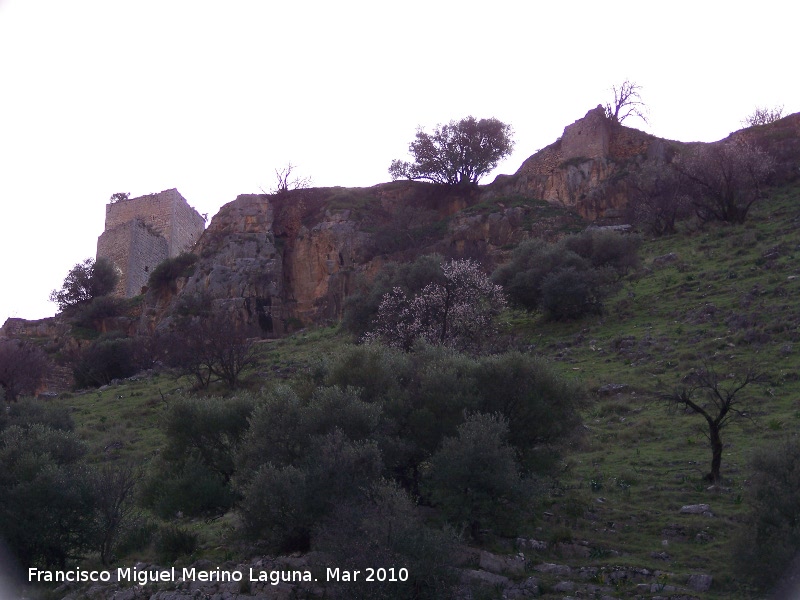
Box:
[96,189,206,297]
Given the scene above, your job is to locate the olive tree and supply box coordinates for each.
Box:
[389,116,514,185]
[425,413,528,540]
[50,257,118,312]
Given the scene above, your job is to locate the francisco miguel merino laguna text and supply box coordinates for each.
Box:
[29,567,314,586]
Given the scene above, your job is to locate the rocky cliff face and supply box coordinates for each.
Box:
[141,181,579,335]
[130,107,800,335]
[490,105,673,220]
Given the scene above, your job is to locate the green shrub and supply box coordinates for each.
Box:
[155,525,198,564]
[238,430,383,553]
[304,386,381,442]
[148,253,198,295]
[492,239,589,311]
[424,413,528,540]
[238,463,312,552]
[2,399,74,432]
[493,232,639,319]
[734,441,800,591]
[236,386,309,477]
[72,295,126,329]
[540,266,602,320]
[72,334,141,388]
[560,229,641,276]
[0,425,94,567]
[474,351,584,469]
[315,482,458,600]
[162,394,257,482]
[140,458,235,519]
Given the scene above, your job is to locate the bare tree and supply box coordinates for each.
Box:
[674,140,775,224]
[741,105,784,127]
[158,311,257,389]
[605,80,649,126]
[627,160,690,236]
[266,162,311,195]
[92,464,139,565]
[663,362,763,483]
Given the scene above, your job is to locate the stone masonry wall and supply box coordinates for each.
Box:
[98,220,169,297]
[104,189,205,258]
[98,189,205,298]
[561,105,610,161]
[125,220,170,297]
[168,191,207,257]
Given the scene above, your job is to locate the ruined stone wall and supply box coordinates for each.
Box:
[169,192,207,256]
[561,105,610,161]
[98,220,169,297]
[98,189,205,298]
[125,220,170,297]
[104,188,205,258]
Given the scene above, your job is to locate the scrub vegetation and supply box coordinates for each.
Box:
[3,178,800,598]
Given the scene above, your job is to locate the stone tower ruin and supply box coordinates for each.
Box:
[96,189,206,297]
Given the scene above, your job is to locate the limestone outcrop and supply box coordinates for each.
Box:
[491,105,670,220]
[137,107,799,334]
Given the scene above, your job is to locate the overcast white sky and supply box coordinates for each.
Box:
[0,0,797,324]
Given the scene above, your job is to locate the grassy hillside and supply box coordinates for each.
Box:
[52,183,800,597]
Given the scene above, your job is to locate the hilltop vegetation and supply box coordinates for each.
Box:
[1,180,797,598]
[2,110,800,599]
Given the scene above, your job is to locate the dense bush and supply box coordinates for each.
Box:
[492,239,589,312]
[238,430,383,553]
[539,266,602,320]
[148,253,198,295]
[0,339,50,402]
[734,441,800,592]
[1,406,141,569]
[136,341,583,557]
[162,395,257,483]
[1,398,74,432]
[50,257,118,312]
[315,482,458,599]
[472,351,583,469]
[561,229,641,276]
[140,458,235,519]
[425,413,528,539]
[493,230,639,319]
[72,334,142,388]
[319,344,583,485]
[138,395,257,518]
[72,295,126,329]
[0,424,95,567]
